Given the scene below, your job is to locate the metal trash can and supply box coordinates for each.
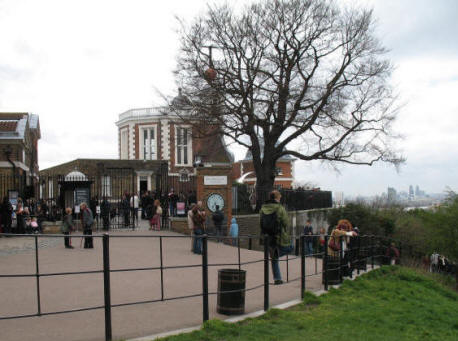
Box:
[322,256,342,285]
[217,269,246,315]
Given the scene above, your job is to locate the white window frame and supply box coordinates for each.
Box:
[120,128,129,160]
[175,126,192,166]
[101,175,111,197]
[179,169,189,182]
[139,125,158,160]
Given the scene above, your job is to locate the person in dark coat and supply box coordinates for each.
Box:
[212,205,225,242]
[121,194,130,228]
[80,202,94,249]
[100,197,111,231]
[1,196,13,234]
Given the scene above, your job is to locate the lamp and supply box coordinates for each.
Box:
[193,155,203,168]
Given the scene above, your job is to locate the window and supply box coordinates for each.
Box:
[48,180,54,199]
[176,127,192,165]
[101,176,111,197]
[275,167,283,176]
[179,169,189,182]
[120,129,128,159]
[140,126,157,160]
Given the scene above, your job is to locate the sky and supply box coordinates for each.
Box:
[0,0,457,197]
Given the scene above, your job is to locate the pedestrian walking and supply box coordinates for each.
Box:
[80,202,94,249]
[61,207,74,249]
[303,220,314,255]
[192,202,206,254]
[151,199,162,230]
[260,190,293,285]
[230,217,239,246]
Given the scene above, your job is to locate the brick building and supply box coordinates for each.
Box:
[0,112,40,198]
[115,90,234,192]
[232,147,295,189]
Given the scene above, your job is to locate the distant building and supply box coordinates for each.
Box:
[408,185,414,201]
[387,187,397,203]
[0,112,41,198]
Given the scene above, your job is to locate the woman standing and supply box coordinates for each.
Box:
[61,207,74,249]
[151,199,162,231]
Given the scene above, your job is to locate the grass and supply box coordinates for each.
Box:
[156,266,458,341]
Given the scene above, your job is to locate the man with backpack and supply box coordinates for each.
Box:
[260,190,292,285]
[212,205,225,243]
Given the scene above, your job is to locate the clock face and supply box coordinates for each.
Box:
[207,193,225,212]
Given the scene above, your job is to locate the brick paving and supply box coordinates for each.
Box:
[0,221,327,341]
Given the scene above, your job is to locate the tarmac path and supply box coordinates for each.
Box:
[0,222,325,341]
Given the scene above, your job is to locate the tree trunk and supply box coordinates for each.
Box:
[255,164,276,212]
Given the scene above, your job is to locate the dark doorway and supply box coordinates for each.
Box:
[140,180,147,192]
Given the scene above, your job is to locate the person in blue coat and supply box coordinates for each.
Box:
[230,217,239,246]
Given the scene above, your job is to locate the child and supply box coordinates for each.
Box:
[30,217,39,234]
[230,217,239,246]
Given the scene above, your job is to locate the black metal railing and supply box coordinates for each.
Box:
[0,232,388,341]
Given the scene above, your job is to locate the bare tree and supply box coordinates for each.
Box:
[174,0,404,208]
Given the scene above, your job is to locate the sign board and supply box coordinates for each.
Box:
[177,202,185,215]
[8,190,18,210]
[96,206,101,214]
[204,176,227,186]
[75,188,90,206]
[74,205,80,214]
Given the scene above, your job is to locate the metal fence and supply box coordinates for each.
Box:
[0,232,389,341]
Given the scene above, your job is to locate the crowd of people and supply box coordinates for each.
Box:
[0,196,49,235]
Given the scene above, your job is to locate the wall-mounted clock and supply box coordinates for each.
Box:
[207,193,225,212]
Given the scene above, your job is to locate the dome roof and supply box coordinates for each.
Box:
[65,170,88,181]
[171,88,192,108]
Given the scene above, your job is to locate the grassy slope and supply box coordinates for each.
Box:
[160,267,458,341]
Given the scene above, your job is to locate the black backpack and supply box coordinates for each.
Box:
[260,210,280,243]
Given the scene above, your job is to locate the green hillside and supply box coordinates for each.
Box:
[160,267,458,341]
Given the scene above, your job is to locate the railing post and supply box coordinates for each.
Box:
[324,235,329,291]
[34,235,41,316]
[102,234,112,341]
[237,237,241,271]
[248,236,252,250]
[202,235,209,322]
[371,235,375,269]
[295,237,299,256]
[159,236,164,301]
[263,234,269,311]
[339,236,343,282]
[300,235,305,299]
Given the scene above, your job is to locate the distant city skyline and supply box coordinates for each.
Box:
[1,0,457,197]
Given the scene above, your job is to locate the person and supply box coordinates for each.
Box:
[303,220,314,256]
[318,227,326,254]
[80,202,94,249]
[168,189,178,217]
[130,192,139,226]
[385,242,400,265]
[16,203,26,234]
[30,217,39,234]
[1,196,13,234]
[212,205,225,242]
[260,190,292,285]
[61,207,74,248]
[230,217,239,246]
[100,197,111,231]
[192,202,206,254]
[121,194,130,228]
[327,219,357,277]
[187,203,195,251]
[151,199,163,231]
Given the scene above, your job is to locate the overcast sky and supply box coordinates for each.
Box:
[1,0,457,196]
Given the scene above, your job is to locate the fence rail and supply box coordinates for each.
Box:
[0,232,391,341]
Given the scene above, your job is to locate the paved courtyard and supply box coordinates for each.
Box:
[0,222,326,341]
